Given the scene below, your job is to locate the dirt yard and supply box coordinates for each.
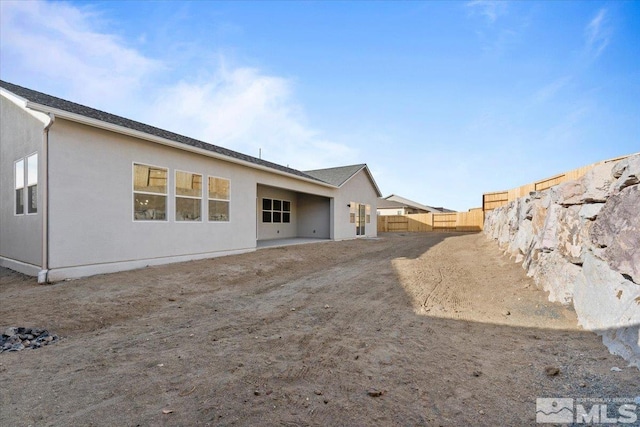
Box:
[1,232,638,426]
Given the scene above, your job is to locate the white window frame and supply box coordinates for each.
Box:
[26,153,38,215]
[14,158,25,216]
[132,162,169,222]
[175,169,203,222]
[208,175,230,222]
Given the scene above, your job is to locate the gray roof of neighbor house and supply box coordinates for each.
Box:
[382,194,454,213]
[0,80,325,183]
[377,199,411,209]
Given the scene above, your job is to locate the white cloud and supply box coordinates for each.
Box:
[0,0,161,107]
[0,0,356,171]
[466,0,508,24]
[145,67,357,170]
[585,8,611,59]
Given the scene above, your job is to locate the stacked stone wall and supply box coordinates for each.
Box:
[484,155,640,367]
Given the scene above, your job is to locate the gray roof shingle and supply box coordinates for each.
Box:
[304,164,366,187]
[0,80,324,183]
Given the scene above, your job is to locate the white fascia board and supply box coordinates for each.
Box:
[1,89,54,126]
[23,102,338,190]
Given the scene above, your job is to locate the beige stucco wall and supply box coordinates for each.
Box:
[332,170,379,239]
[47,119,260,271]
[43,118,372,279]
[297,193,331,239]
[378,207,406,216]
[0,96,44,272]
[256,185,298,240]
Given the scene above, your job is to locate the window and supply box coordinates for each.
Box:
[366,204,371,223]
[349,202,356,223]
[27,154,38,214]
[133,163,167,221]
[176,171,202,221]
[208,176,230,221]
[15,159,24,215]
[14,154,38,215]
[262,198,290,223]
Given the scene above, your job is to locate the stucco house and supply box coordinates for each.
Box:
[0,80,381,282]
[377,194,452,215]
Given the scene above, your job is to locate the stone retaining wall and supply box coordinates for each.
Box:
[484,154,640,368]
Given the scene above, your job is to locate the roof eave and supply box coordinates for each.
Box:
[1,88,53,126]
[24,101,338,189]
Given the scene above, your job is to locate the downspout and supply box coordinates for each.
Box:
[37,113,55,283]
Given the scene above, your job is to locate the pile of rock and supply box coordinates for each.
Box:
[484,154,639,368]
[0,327,58,353]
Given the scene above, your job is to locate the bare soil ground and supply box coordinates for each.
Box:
[1,232,638,426]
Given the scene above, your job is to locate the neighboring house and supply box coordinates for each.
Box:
[377,194,453,215]
[0,81,381,282]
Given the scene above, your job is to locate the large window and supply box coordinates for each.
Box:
[176,171,202,221]
[133,163,167,221]
[208,176,230,222]
[262,198,290,223]
[15,159,24,215]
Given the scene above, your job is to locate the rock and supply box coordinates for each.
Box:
[610,367,622,372]
[558,162,616,205]
[538,204,562,251]
[8,343,25,352]
[600,325,640,369]
[479,410,485,415]
[556,180,585,206]
[314,390,323,395]
[579,203,605,221]
[501,310,511,316]
[590,185,640,283]
[544,366,560,377]
[574,252,639,329]
[532,251,582,305]
[3,327,17,337]
[367,389,385,397]
[509,220,534,262]
[0,327,58,353]
[611,155,640,192]
[555,205,585,264]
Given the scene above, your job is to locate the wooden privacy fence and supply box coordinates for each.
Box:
[482,154,632,213]
[377,208,484,233]
[378,152,636,234]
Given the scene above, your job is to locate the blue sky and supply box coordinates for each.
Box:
[1,1,638,210]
